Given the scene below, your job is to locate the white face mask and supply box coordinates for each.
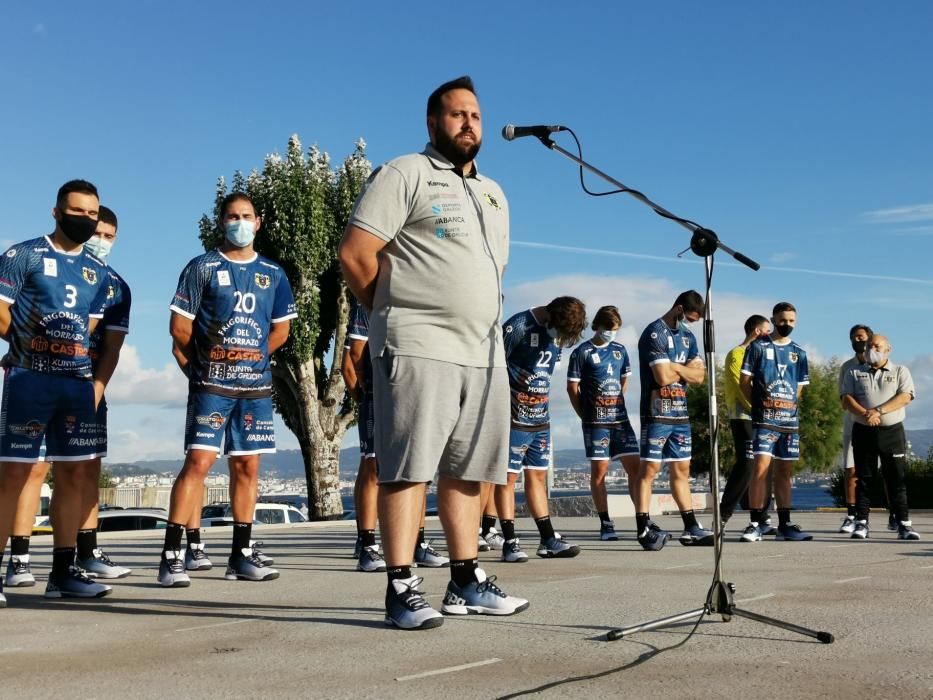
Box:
[596,329,617,343]
[225,219,256,247]
[868,348,888,366]
[84,236,112,260]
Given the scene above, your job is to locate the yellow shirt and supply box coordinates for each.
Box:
[724,345,751,420]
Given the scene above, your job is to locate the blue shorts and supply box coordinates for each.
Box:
[184,392,276,456]
[508,427,551,473]
[753,428,799,461]
[583,423,639,460]
[640,422,692,463]
[0,366,100,462]
[359,394,375,458]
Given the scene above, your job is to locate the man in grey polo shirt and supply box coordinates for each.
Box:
[841,333,919,540]
[339,76,529,630]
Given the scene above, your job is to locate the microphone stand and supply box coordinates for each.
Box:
[527,134,833,645]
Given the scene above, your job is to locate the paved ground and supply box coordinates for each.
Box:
[3,511,932,699]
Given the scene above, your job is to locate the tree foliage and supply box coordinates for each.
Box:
[198,135,371,519]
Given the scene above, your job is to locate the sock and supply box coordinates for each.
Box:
[232,521,252,557]
[360,529,377,548]
[500,519,516,542]
[846,503,857,517]
[387,566,412,582]
[450,558,479,587]
[481,514,497,537]
[163,522,184,553]
[778,508,791,527]
[680,509,699,530]
[761,508,771,523]
[186,528,201,546]
[52,547,75,578]
[636,513,650,533]
[76,528,97,560]
[749,509,765,526]
[534,516,556,542]
[598,511,611,525]
[417,527,425,546]
[10,535,30,557]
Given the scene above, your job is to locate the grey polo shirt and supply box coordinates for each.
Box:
[841,360,915,427]
[348,144,509,368]
[838,355,861,437]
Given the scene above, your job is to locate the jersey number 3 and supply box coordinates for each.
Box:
[64,284,78,308]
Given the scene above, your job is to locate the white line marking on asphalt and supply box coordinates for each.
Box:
[664,563,703,570]
[757,554,785,559]
[834,576,872,584]
[175,618,258,633]
[550,575,603,583]
[919,565,933,570]
[735,593,775,604]
[396,658,502,682]
[827,544,857,549]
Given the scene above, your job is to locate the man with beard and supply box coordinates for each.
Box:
[340,76,528,630]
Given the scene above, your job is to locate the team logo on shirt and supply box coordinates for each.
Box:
[210,346,226,361]
[483,192,501,210]
[612,351,622,360]
[107,284,115,299]
[82,267,97,284]
[682,336,690,348]
[5,249,15,258]
[254,273,271,289]
[31,337,49,352]
[789,352,798,363]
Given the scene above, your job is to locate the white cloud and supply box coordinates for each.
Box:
[106,344,188,406]
[903,352,933,432]
[861,203,933,224]
[769,252,798,264]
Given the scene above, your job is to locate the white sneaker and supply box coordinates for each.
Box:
[158,551,191,587]
[839,516,857,534]
[482,527,506,550]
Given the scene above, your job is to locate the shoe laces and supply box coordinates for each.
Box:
[363,546,385,562]
[476,575,506,598]
[251,541,266,555]
[190,547,208,560]
[94,549,116,566]
[398,577,430,610]
[67,565,95,584]
[165,556,185,574]
[11,558,30,575]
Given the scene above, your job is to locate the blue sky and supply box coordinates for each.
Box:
[2,2,931,461]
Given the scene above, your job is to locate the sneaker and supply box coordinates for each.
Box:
[888,513,899,531]
[477,531,491,553]
[638,524,671,551]
[679,523,715,546]
[414,542,449,568]
[482,527,506,550]
[5,555,36,587]
[740,523,762,543]
[758,519,777,536]
[897,521,920,540]
[501,539,529,563]
[600,521,619,541]
[851,520,869,539]
[158,551,191,588]
[839,516,857,534]
[45,566,112,598]
[185,543,213,571]
[225,549,280,581]
[0,588,5,608]
[76,548,131,579]
[776,522,813,541]
[357,545,387,572]
[536,533,581,558]
[441,568,529,616]
[384,575,444,630]
[249,540,274,565]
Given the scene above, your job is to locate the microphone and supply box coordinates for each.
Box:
[501,124,566,141]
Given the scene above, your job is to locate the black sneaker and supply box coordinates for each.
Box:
[638,524,670,551]
[45,566,112,598]
[897,521,920,541]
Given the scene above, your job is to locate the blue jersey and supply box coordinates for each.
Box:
[638,318,700,424]
[0,236,113,379]
[741,337,809,431]
[170,250,298,398]
[89,267,131,367]
[345,301,372,395]
[503,309,561,427]
[567,339,632,425]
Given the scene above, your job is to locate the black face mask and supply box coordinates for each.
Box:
[774,324,793,338]
[58,213,98,245]
[851,339,867,354]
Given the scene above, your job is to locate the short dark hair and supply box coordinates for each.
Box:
[97,205,118,230]
[772,301,796,315]
[674,290,705,315]
[221,192,256,218]
[546,296,587,340]
[849,324,873,340]
[426,76,476,117]
[592,305,622,331]
[744,314,769,335]
[56,179,98,208]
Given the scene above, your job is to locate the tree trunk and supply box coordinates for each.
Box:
[301,425,345,520]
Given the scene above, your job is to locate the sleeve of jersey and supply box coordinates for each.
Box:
[271,272,298,323]
[622,348,632,377]
[797,350,810,385]
[897,366,915,398]
[169,260,206,320]
[840,367,856,397]
[347,165,412,242]
[740,344,757,376]
[502,315,523,359]
[0,246,28,304]
[688,334,701,361]
[645,333,670,366]
[88,275,112,319]
[566,348,582,382]
[347,303,369,341]
[102,278,131,333]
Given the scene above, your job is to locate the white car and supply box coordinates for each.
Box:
[201,502,308,528]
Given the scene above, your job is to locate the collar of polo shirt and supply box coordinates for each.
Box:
[423,143,483,180]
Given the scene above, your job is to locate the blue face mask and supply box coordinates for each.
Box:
[84,236,112,261]
[596,329,616,343]
[677,311,695,333]
[225,219,255,247]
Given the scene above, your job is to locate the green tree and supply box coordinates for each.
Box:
[199,135,371,519]
[687,366,734,477]
[45,467,114,488]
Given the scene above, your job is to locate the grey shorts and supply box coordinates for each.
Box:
[372,352,509,485]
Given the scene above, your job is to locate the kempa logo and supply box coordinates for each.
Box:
[426,180,449,188]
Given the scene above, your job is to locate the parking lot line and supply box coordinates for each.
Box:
[834,576,872,584]
[174,618,260,633]
[396,658,501,682]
